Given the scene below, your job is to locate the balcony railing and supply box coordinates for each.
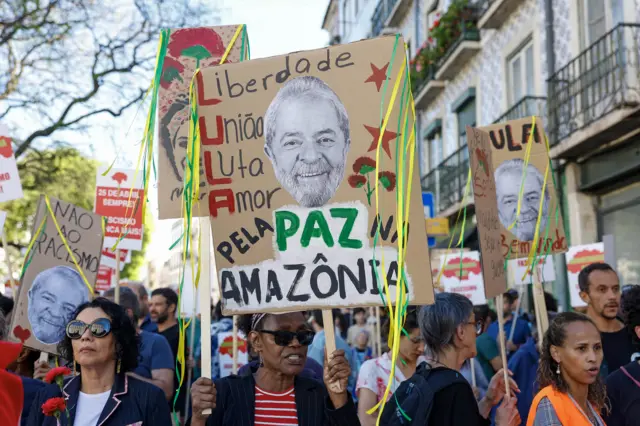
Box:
[371,0,398,37]
[547,23,640,148]
[494,96,548,124]
[433,7,482,80]
[421,144,470,215]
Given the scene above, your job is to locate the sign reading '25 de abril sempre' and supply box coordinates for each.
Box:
[194,36,435,314]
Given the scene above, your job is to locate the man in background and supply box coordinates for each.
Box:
[126,281,158,333]
[104,287,174,400]
[474,304,502,381]
[150,287,188,420]
[487,289,531,356]
[579,262,634,375]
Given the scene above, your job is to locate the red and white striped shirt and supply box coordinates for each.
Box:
[254,385,299,426]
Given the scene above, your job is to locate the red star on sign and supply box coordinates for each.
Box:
[364,124,399,159]
[364,62,389,92]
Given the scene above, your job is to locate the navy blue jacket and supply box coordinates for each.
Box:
[26,373,172,426]
[198,366,360,426]
[19,376,47,426]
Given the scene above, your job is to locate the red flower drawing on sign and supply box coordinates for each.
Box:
[442,257,482,280]
[111,172,128,185]
[0,136,13,159]
[567,249,605,273]
[348,157,397,206]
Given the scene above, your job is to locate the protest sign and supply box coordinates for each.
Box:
[509,255,556,285]
[195,36,433,314]
[0,124,23,202]
[467,117,567,260]
[95,166,144,251]
[100,247,131,271]
[158,26,247,219]
[466,126,508,298]
[9,196,103,354]
[566,243,604,308]
[439,251,486,305]
[218,331,248,378]
[95,266,113,292]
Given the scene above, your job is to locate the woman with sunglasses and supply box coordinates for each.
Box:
[190,311,360,426]
[27,298,172,426]
[355,306,425,426]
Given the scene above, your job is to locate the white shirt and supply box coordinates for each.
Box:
[73,390,111,426]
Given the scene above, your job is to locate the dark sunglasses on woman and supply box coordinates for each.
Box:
[66,318,112,339]
[258,329,315,346]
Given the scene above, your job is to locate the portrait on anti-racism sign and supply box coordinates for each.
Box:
[195,36,434,314]
[10,196,104,354]
[28,266,90,345]
[467,117,567,262]
[157,26,246,220]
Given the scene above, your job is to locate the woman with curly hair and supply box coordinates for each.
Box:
[27,298,172,426]
[190,311,359,426]
[604,284,640,425]
[527,312,607,426]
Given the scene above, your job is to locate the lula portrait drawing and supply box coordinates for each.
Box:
[495,158,550,242]
[264,76,351,208]
[27,265,91,345]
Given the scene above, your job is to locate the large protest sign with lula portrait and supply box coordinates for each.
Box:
[467,117,567,260]
[466,126,508,298]
[157,26,247,220]
[193,35,434,314]
[9,196,103,354]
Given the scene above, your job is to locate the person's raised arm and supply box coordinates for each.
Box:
[357,388,378,426]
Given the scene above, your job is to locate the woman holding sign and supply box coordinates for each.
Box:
[190,311,359,426]
[27,298,172,426]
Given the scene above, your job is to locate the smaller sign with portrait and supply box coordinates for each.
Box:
[9,196,104,354]
[467,117,567,262]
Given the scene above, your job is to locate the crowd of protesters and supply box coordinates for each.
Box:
[0,262,639,425]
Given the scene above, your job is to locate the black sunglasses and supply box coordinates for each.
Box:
[66,318,112,339]
[257,329,315,347]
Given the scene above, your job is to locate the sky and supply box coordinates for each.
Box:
[143,0,331,262]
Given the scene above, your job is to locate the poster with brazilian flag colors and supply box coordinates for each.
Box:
[193,35,434,314]
[157,26,248,219]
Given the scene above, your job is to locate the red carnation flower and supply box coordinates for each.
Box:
[378,171,396,191]
[348,175,367,188]
[44,367,72,386]
[352,156,377,175]
[433,20,440,28]
[167,28,225,60]
[42,397,66,417]
[160,57,186,89]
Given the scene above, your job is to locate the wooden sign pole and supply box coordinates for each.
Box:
[232,315,238,374]
[184,309,198,417]
[532,277,549,348]
[470,358,477,388]
[114,249,121,303]
[2,232,16,299]
[495,294,510,399]
[322,309,344,393]
[199,217,213,415]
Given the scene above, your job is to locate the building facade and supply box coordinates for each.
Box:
[323,0,640,288]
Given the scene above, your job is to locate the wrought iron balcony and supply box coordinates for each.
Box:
[371,0,398,37]
[493,96,547,124]
[547,23,640,157]
[420,144,470,215]
[477,0,527,29]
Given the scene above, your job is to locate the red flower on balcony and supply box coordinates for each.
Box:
[433,20,440,28]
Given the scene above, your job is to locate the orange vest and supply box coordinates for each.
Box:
[527,386,606,426]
